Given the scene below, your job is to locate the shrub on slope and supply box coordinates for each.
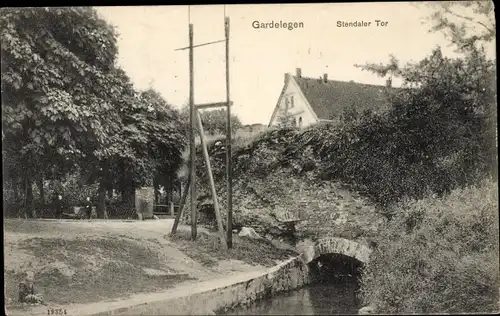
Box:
[359,178,499,314]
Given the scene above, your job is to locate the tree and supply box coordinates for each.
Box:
[355,0,496,185]
[419,1,495,53]
[110,88,186,207]
[1,7,123,217]
[2,8,188,218]
[180,105,243,135]
[358,47,495,183]
[340,105,360,122]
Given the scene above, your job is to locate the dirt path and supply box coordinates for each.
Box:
[4,219,295,314]
[7,269,270,316]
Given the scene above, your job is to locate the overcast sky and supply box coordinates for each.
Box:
[95,3,492,125]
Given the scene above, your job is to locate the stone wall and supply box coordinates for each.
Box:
[135,187,154,219]
[87,256,311,316]
[299,237,372,264]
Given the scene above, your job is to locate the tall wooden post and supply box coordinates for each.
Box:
[189,23,197,240]
[225,17,233,249]
[196,110,227,247]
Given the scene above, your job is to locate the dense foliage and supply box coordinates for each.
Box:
[2,7,121,217]
[194,47,496,209]
[423,1,495,53]
[110,88,185,204]
[1,8,186,217]
[360,179,499,313]
[179,105,243,136]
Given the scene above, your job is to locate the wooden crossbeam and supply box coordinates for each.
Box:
[174,39,225,51]
[196,101,233,110]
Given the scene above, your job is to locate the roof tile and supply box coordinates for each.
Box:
[294,76,398,120]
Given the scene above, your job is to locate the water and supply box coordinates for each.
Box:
[222,253,363,315]
[222,280,361,315]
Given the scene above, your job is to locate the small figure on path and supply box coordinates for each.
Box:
[53,193,63,219]
[18,271,44,305]
[85,197,93,221]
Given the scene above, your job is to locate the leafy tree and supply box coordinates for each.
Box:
[354,1,496,186]
[340,105,360,122]
[1,7,123,217]
[180,105,243,135]
[111,88,186,206]
[420,1,495,53]
[355,47,495,192]
[2,8,188,218]
[355,4,498,312]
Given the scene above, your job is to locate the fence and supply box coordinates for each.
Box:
[153,202,179,217]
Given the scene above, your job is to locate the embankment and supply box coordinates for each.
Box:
[86,255,311,316]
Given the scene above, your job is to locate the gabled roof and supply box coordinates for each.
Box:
[294,76,400,120]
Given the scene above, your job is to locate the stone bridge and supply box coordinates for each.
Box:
[298,237,372,265]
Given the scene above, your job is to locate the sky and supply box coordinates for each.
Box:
[95,2,494,125]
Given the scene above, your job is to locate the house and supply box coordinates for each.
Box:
[268,68,398,129]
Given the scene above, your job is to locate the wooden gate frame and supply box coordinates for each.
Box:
[170,16,234,249]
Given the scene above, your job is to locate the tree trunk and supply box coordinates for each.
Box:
[178,182,182,204]
[21,177,27,219]
[13,178,19,202]
[166,182,173,205]
[165,174,172,204]
[38,176,45,204]
[25,174,35,219]
[153,176,159,206]
[98,160,111,219]
[98,180,107,219]
[122,186,135,207]
[38,176,45,218]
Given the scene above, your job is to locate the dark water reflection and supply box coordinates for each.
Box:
[223,253,363,315]
[223,281,361,315]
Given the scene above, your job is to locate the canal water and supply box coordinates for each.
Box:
[222,254,363,315]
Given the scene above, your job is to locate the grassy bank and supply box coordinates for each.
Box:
[3,219,293,309]
[170,230,297,268]
[5,236,193,305]
[360,179,499,314]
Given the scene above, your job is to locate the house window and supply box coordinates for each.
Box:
[299,116,303,128]
[285,97,289,110]
[290,96,294,108]
[292,117,297,127]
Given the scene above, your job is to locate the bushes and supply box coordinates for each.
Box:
[359,179,499,314]
[195,98,494,211]
[192,49,495,212]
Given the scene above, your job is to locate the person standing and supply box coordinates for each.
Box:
[53,193,63,219]
[85,197,93,220]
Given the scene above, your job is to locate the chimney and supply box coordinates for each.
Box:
[323,73,328,83]
[386,77,392,88]
[284,72,291,84]
[296,68,302,78]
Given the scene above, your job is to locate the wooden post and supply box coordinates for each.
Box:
[225,17,233,249]
[171,167,191,236]
[195,110,227,246]
[189,23,197,240]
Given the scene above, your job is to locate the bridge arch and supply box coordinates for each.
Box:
[300,237,372,265]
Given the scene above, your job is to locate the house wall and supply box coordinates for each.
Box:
[270,76,318,129]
